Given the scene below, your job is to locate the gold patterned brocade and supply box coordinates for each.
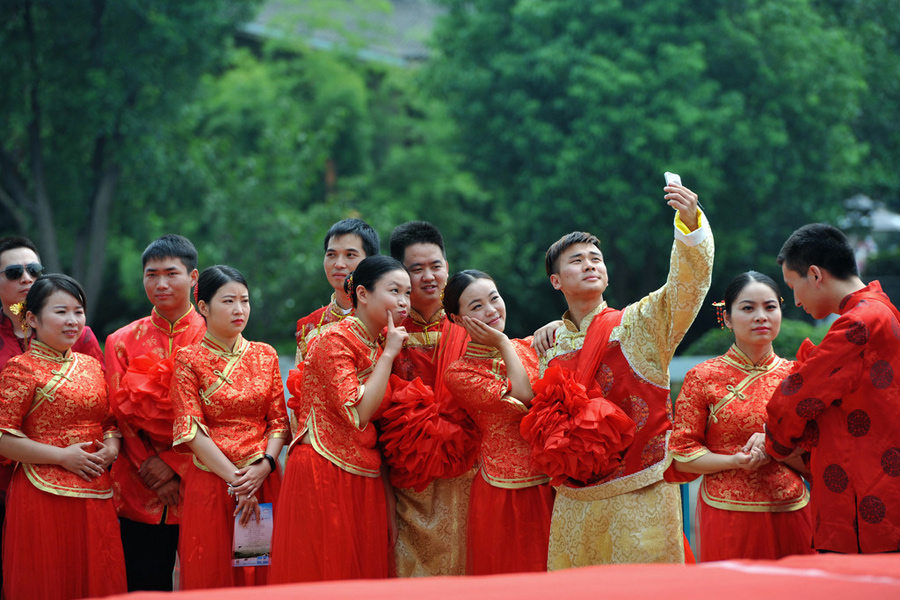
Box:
[171,335,289,471]
[548,480,684,569]
[394,469,475,577]
[0,341,120,499]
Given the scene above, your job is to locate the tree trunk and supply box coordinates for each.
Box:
[82,166,119,323]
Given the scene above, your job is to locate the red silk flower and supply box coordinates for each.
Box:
[379,375,479,491]
[113,353,177,445]
[520,366,636,486]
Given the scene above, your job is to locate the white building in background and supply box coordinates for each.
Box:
[243,0,442,66]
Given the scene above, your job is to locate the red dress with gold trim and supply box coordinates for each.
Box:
[104,306,206,526]
[669,345,813,561]
[0,314,104,498]
[444,338,554,574]
[766,281,900,554]
[0,341,126,600]
[170,334,290,590]
[270,316,390,583]
[291,293,354,432]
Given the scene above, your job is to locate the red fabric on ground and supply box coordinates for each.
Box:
[97,554,899,600]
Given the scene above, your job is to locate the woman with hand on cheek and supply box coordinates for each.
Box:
[442,270,553,574]
[668,271,813,561]
[271,255,410,583]
[0,274,125,600]
[171,265,290,589]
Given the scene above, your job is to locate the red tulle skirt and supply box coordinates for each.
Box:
[269,444,390,583]
[698,496,814,562]
[467,471,555,575]
[179,461,283,590]
[2,469,127,600]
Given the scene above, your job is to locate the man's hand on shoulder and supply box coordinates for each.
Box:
[532,320,563,356]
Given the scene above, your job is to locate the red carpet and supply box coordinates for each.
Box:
[103,555,899,599]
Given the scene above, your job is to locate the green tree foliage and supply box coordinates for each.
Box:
[814,0,900,207]
[109,43,486,350]
[684,317,828,358]
[426,0,870,336]
[0,0,262,319]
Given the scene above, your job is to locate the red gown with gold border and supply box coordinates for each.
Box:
[529,213,713,568]
[291,293,354,432]
[270,316,390,583]
[170,334,290,590]
[0,313,104,498]
[669,345,813,561]
[444,338,554,574]
[0,340,126,600]
[104,306,206,526]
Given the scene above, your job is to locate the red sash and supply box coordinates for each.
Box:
[575,308,621,387]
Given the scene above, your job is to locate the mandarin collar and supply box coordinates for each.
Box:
[201,332,247,357]
[328,292,354,316]
[561,301,609,333]
[408,306,445,328]
[725,344,777,370]
[150,305,198,335]
[29,339,74,363]
[838,280,883,315]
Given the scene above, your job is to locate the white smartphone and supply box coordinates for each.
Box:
[664,171,682,186]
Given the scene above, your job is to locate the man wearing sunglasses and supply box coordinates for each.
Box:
[0,235,105,593]
[0,236,105,367]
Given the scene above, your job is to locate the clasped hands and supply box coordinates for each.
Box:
[229,458,275,526]
[60,438,117,482]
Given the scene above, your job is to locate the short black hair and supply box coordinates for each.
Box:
[777,223,858,280]
[141,234,198,272]
[389,221,445,263]
[344,255,409,309]
[545,232,601,277]
[324,218,380,258]
[25,273,87,316]
[723,271,782,315]
[442,270,495,317]
[0,236,40,262]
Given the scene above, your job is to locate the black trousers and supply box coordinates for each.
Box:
[119,517,179,592]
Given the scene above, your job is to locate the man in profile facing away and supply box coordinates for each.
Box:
[765,223,900,554]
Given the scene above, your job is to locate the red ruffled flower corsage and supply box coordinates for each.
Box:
[113,353,177,445]
[520,366,636,486]
[285,364,304,412]
[379,375,479,491]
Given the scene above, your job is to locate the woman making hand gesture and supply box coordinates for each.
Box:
[271,255,410,583]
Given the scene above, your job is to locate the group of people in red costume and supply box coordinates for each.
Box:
[0,178,898,599]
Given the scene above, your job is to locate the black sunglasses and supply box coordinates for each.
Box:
[2,263,44,281]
